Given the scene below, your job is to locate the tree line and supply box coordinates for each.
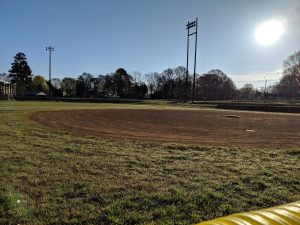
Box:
[238,50,300,100]
[1,50,299,100]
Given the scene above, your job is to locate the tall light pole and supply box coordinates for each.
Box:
[185,18,198,102]
[264,77,268,92]
[264,77,268,101]
[46,46,54,96]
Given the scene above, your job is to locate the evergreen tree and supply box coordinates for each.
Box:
[9,52,32,95]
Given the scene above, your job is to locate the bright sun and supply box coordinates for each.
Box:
[255,20,286,46]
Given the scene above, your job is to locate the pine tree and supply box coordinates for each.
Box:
[9,52,32,95]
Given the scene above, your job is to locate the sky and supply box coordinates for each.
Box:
[0,0,299,88]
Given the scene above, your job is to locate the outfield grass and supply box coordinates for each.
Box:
[0,101,299,224]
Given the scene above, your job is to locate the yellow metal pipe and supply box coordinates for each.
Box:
[196,201,300,225]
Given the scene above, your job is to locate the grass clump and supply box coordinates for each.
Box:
[0,188,33,224]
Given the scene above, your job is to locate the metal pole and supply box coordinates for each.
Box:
[49,49,51,82]
[186,23,190,102]
[46,46,54,96]
[265,78,267,92]
[192,18,198,103]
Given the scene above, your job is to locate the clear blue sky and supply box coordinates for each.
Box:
[0,0,299,87]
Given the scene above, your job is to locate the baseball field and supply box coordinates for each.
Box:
[0,101,299,224]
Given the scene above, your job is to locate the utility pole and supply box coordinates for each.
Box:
[46,46,54,96]
[264,77,268,93]
[264,77,268,101]
[185,18,198,102]
[192,18,198,103]
[185,22,190,102]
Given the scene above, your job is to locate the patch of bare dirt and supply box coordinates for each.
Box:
[31,109,300,148]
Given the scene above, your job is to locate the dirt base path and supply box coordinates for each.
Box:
[31,108,300,148]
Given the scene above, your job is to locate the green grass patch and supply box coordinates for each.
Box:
[0,188,33,224]
[0,101,299,224]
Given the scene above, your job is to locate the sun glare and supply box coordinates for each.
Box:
[255,19,286,46]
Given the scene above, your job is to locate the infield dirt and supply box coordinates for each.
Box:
[31,108,300,148]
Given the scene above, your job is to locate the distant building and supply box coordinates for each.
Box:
[0,80,16,96]
[23,90,47,96]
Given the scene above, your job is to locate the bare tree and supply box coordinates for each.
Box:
[50,78,62,96]
[0,73,10,83]
[174,66,187,99]
[51,78,62,90]
[272,50,300,99]
[283,50,300,89]
[239,84,254,100]
[132,71,143,83]
[145,72,159,96]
